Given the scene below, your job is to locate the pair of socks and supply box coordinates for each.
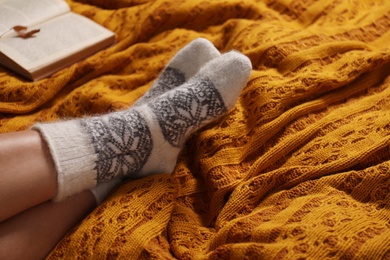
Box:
[33,38,252,203]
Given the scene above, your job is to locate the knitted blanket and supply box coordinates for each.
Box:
[1,0,390,259]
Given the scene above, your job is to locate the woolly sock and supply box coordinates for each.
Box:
[90,178,122,205]
[34,51,252,201]
[134,37,221,106]
[89,38,220,203]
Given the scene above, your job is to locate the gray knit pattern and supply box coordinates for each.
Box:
[149,76,227,147]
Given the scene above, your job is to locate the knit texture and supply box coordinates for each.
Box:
[0,0,390,259]
[89,37,220,204]
[33,50,250,201]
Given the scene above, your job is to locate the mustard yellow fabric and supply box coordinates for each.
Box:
[1,0,390,259]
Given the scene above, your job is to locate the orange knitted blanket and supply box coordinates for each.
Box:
[1,0,390,259]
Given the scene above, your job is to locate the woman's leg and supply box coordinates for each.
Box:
[33,51,251,202]
[0,48,251,223]
[0,41,251,259]
[0,39,224,222]
[0,190,95,260]
[0,130,58,222]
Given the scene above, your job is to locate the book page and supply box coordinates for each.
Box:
[0,12,114,72]
[0,0,70,35]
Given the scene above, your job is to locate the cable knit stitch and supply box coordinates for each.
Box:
[0,0,390,259]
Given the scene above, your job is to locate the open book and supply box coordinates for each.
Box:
[0,0,115,81]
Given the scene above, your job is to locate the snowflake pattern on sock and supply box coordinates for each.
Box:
[136,67,185,105]
[81,110,153,183]
[149,76,227,147]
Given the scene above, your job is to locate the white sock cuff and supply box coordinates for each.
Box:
[32,120,98,201]
[90,178,122,205]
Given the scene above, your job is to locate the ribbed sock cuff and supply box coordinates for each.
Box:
[90,178,122,204]
[32,120,98,201]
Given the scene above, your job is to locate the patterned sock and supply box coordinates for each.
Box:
[33,51,252,201]
[88,38,220,204]
[134,37,221,106]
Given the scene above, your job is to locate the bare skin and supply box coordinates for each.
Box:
[0,130,58,222]
[0,190,95,260]
[0,130,96,259]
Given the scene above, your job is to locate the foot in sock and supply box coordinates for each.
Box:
[34,50,252,201]
[89,38,220,203]
[134,37,221,106]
